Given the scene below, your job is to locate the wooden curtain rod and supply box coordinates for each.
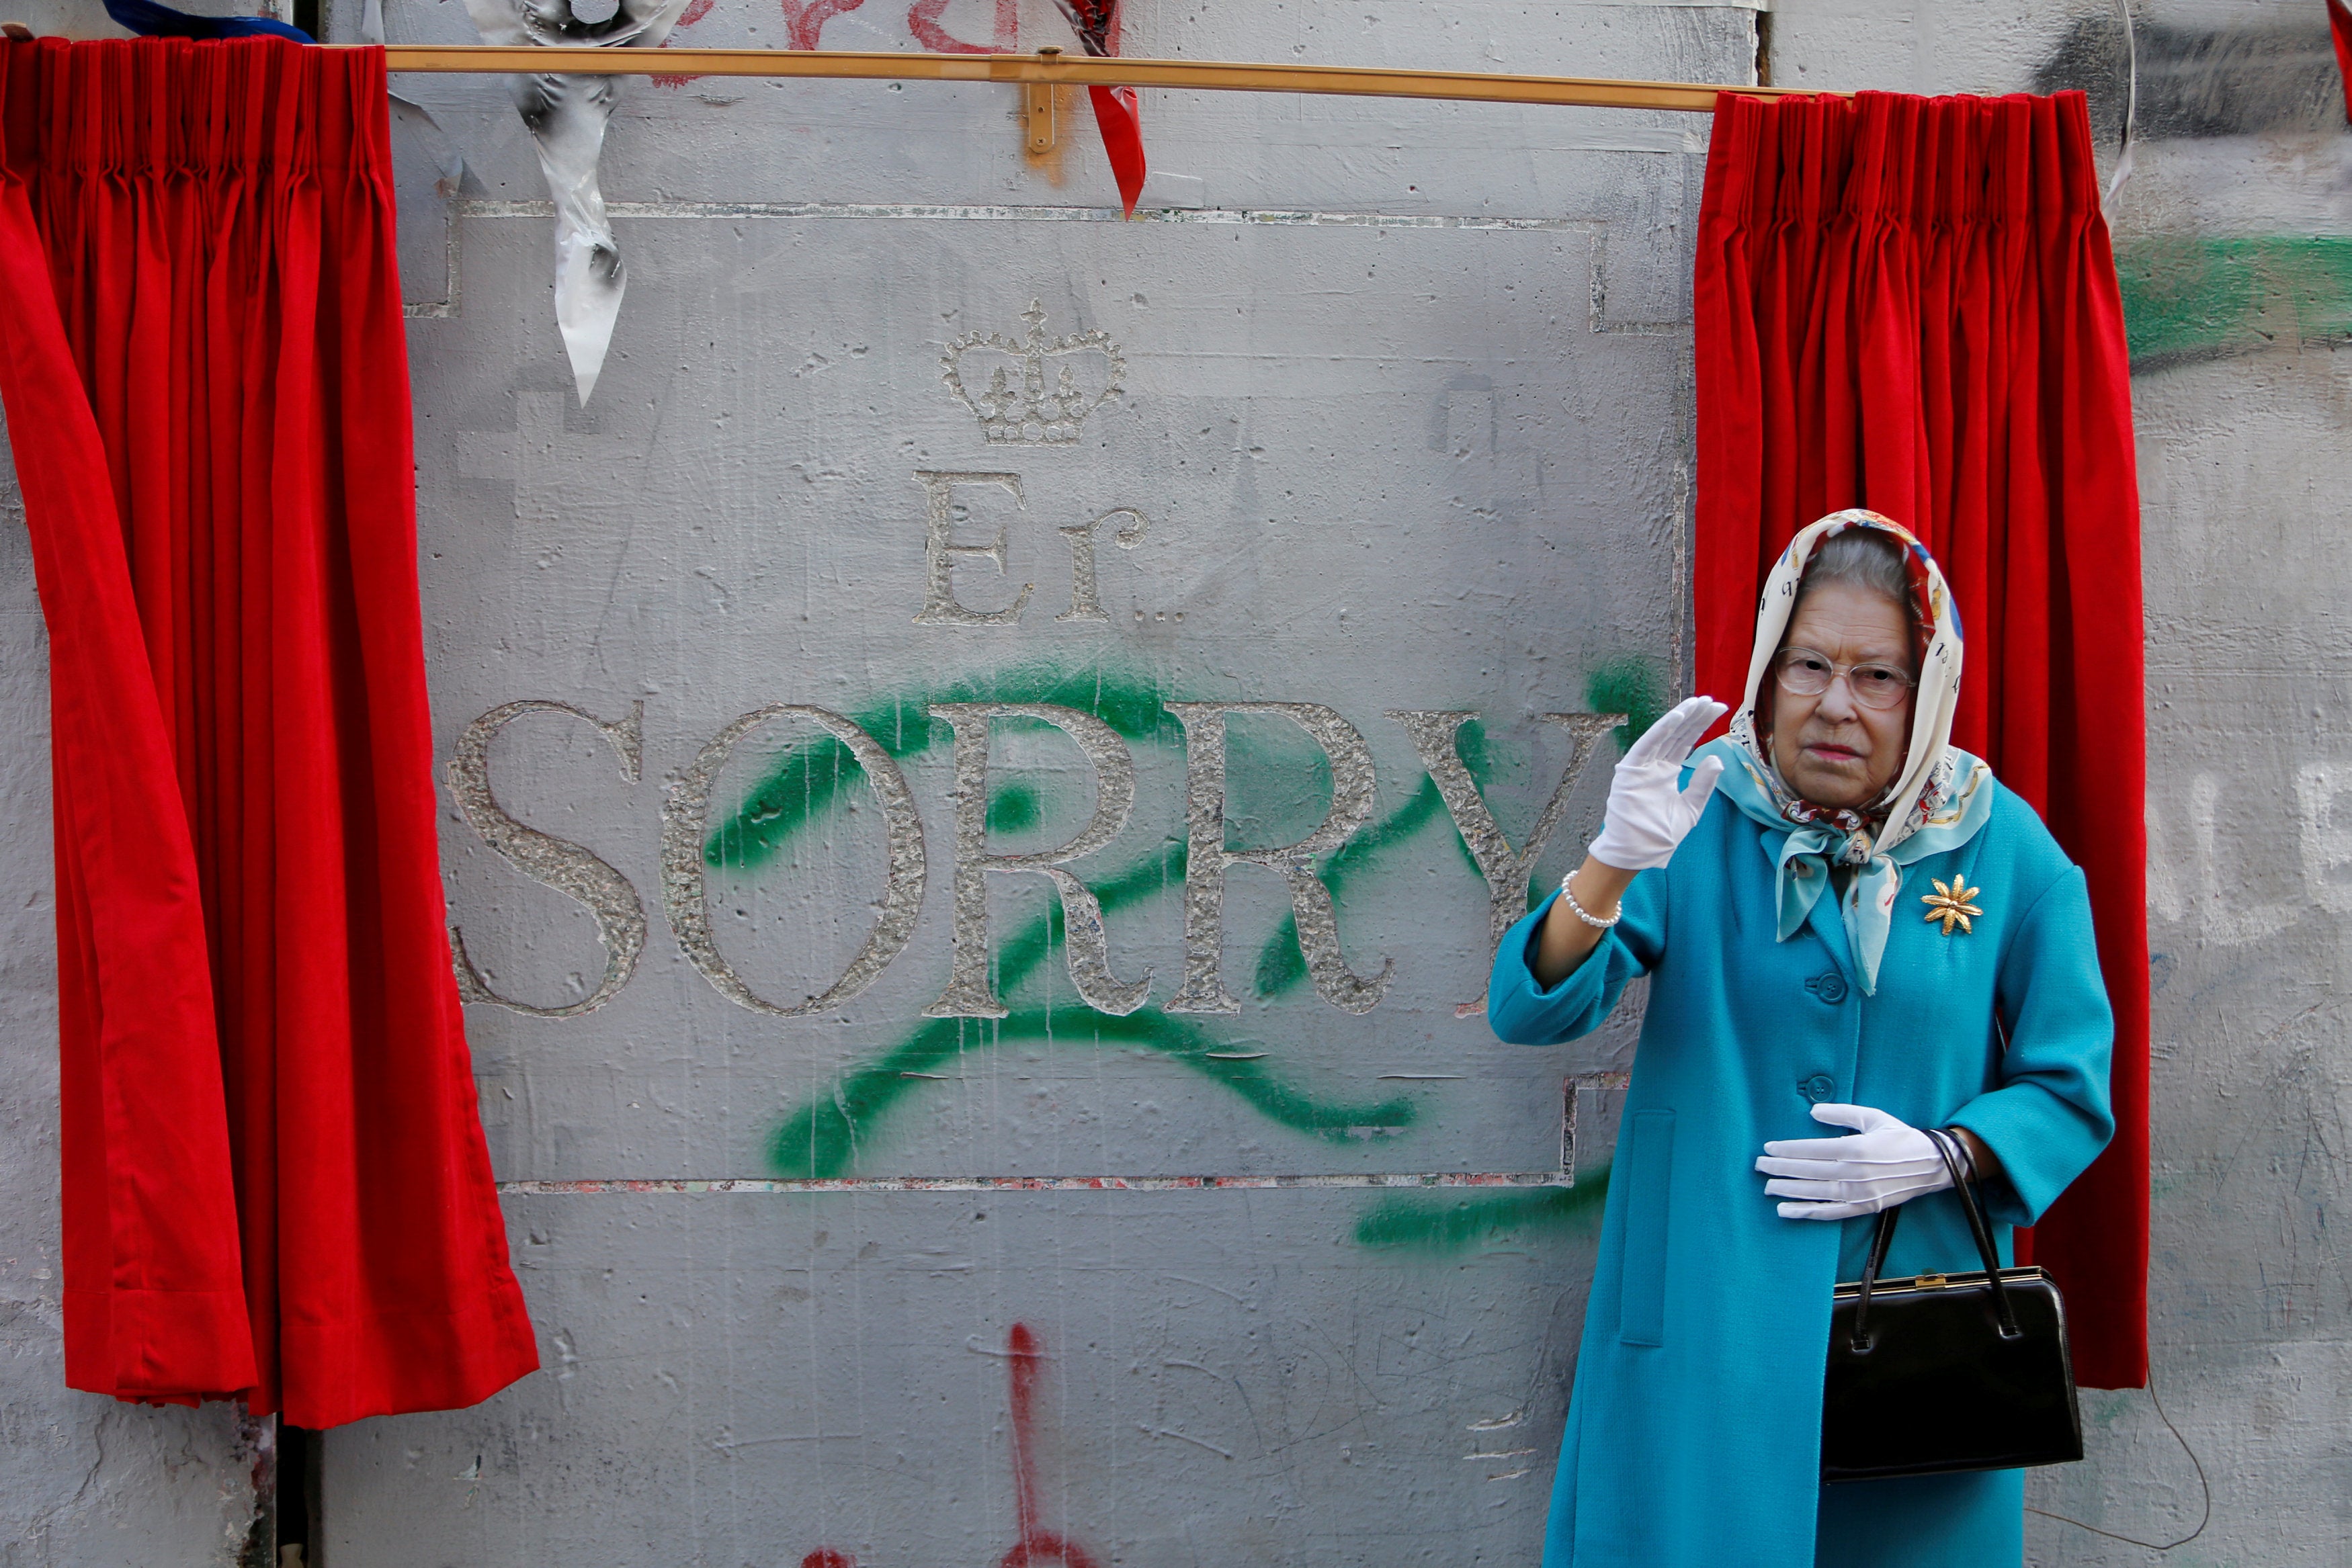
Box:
[364,45,1831,114]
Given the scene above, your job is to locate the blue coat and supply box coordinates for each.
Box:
[1488,780,2113,1568]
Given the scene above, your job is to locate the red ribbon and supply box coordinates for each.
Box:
[1056,0,1150,215]
[1087,82,1147,216]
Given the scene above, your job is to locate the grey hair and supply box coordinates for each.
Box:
[1792,529,1920,658]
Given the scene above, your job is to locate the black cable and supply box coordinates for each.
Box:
[2025,1372,2210,1553]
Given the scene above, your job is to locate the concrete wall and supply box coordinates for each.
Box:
[1,0,2346,1563]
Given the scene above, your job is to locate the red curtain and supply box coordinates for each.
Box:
[1693,90,2148,1389]
[0,38,537,1425]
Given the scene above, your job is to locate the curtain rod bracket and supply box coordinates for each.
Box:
[1024,46,1058,157]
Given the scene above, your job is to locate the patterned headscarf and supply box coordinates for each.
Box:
[1695,510,1993,993]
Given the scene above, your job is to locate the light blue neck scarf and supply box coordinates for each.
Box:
[1708,511,1994,994]
[1699,736,1992,995]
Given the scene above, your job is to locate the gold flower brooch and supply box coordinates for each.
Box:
[1921,878,1984,936]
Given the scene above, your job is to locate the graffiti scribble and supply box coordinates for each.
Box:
[907,0,1015,54]
[722,656,1667,1180]
[648,0,717,86]
[736,674,1436,1176]
[1353,1174,1611,1254]
[2116,235,2352,374]
[999,1323,1100,1568]
[2033,14,2345,142]
[707,658,1175,873]
[1251,773,1462,998]
[786,0,868,49]
[796,1325,1101,1568]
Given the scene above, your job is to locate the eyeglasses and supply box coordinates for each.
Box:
[1773,648,1917,710]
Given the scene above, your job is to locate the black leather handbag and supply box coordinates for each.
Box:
[1820,1129,2083,1483]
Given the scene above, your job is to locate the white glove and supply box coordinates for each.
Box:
[1755,1104,1967,1221]
[1586,695,1730,872]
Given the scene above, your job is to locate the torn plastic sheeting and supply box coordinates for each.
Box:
[1053,0,1148,216]
[460,0,689,405]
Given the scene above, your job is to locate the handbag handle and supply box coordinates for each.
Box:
[1845,1128,2019,1352]
[1847,1199,1903,1352]
[1926,1127,2021,1339]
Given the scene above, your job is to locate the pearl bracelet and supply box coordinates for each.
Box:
[1558,871,1622,929]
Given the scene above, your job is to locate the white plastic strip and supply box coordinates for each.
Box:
[458,0,692,404]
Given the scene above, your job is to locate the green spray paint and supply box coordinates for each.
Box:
[761,872,1425,1177]
[1351,1168,1611,1254]
[770,1005,1418,1178]
[707,658,1179,873]
[1585,656,1666,757]
[1250,775,1468,998]
[717,655,1665,1186]
[755,824,1419,1178]
[2115,234,2352,373]
[986,781,1044,836]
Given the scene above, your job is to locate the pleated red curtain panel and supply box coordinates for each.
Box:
[1693,89,2148,1389]
[0,38,537,1425]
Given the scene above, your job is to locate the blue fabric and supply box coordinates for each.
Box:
[102,0,312,43]
[1489,780,2113,1568]
[1815,1471,2023,1567]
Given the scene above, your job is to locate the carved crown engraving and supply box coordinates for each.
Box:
[942,300,1124,445]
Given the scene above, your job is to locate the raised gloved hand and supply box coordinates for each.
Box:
[1586,695,1730,872]
[1755,1104,1967,1221]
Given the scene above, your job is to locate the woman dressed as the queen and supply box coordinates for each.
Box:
[1488,511,2115,1568]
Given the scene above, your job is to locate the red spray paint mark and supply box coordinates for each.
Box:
[905,0,1015,54]
[996,1324,1100,1568]
[997,1322,1099,1568]
[782,0,870,49]
[650,0,720,88]
[797,1323,1099,1568]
